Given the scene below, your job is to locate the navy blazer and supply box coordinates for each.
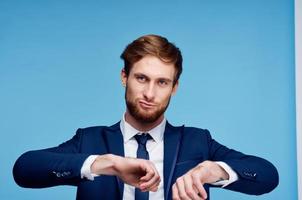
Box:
[13,122,278,199]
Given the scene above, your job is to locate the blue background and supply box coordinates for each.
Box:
[0,0,296,199]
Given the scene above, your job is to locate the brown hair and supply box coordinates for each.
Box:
[120,34,183,85]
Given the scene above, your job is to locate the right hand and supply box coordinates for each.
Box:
[91,154,161,192]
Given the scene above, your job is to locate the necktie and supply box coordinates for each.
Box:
[134,133,152,200]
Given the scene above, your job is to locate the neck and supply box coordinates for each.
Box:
[124,111,164,132]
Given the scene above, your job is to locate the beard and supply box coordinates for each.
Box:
[125,87,171,123]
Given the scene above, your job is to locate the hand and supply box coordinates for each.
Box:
[91,154,161,192]
[172,160,229,200]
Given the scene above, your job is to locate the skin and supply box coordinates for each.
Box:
[122,55,178,132]
[172,161,229,200]
[91,55,229,199]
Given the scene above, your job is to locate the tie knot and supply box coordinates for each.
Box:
[134,133,152,146]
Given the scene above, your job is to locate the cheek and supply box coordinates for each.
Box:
[127,83,143,98]
[157,90,173,103]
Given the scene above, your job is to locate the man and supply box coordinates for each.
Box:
[13,34,279,200]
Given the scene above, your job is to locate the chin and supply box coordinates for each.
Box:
[136,112,160,123]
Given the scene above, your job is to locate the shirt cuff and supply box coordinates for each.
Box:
[80,155,99,181]
[211,161,239,187]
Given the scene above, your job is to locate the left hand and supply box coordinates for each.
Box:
[172,160,229,200]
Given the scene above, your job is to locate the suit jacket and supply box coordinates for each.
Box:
[13,121,278,199]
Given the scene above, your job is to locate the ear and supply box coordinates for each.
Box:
[172,81,179,95]
[121,69,127,87]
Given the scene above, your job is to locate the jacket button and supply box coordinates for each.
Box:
[64,171,71,176]
[244,172,251,176]
[243,171,257,178]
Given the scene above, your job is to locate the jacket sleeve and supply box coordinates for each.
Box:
[205,130,279,195]
[13,128,91,188]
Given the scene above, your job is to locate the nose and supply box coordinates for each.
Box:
[143,83,155,101]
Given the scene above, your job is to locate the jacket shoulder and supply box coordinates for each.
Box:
[167,121,208,133]
[77,121,120,135]
[183,126,210,134]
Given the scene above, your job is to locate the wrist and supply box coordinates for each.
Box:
[198,160,229,181]
[109,154,123,176]
[218,166,229,180]
[214,162,229,181]
[91,154,118,175]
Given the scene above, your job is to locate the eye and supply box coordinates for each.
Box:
[136,75,146,82]
[158,79,168,86]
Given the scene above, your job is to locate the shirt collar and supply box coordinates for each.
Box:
[120,113,166,144]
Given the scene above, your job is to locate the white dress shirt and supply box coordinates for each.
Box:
[120,115,166,200]
[81,115,238,199]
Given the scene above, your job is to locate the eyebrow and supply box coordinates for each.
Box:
[134,73,173,83]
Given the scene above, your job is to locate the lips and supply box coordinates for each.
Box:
[138,100,156,109]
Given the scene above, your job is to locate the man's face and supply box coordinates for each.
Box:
[122,55,178,123]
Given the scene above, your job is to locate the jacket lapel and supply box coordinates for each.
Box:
[163,122,183,200]
[103,122,125,199]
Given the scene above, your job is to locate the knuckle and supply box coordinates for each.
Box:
[192,176,199,185]
[203,160,211,165]
[192,171,199,179]
[176,177,182,184]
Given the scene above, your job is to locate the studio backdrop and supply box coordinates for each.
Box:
[0,0,297,199]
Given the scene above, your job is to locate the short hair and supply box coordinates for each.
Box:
[120,34,183,84]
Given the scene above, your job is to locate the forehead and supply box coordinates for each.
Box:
[131,56,176,79]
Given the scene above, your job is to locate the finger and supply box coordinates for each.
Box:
[172,184,180,200]
[150,162,161,183]
[148,184,159,192]
[138,162,158,190]
[184,175,201,200]
[141,177,160,191]
[138,161,153,176]
[192,174,207,199]
[140,161,159,182]
[141,175,160,191]
[140,170,160,191]
[176,177,190,200]
[139,163,156,182]
[193,185,205,200]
